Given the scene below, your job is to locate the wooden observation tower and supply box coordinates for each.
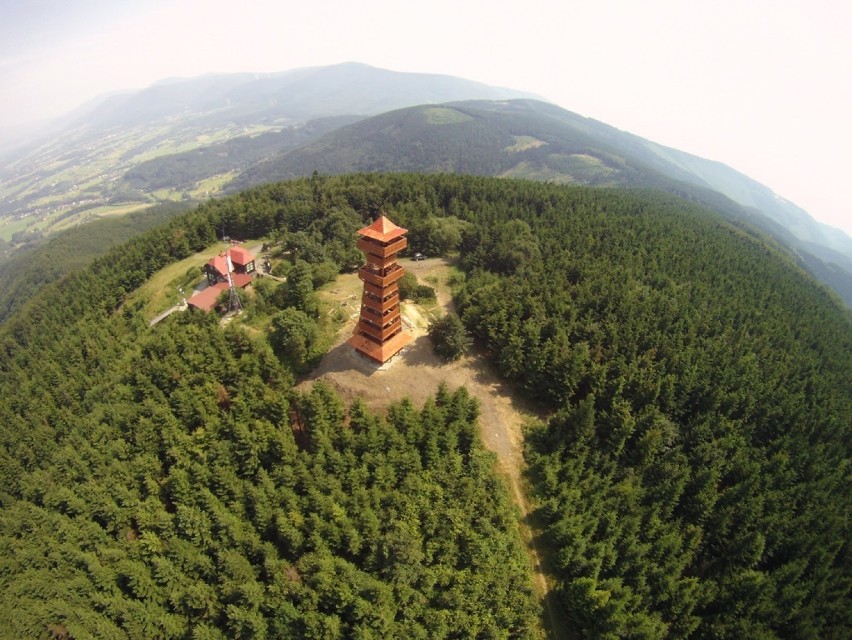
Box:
[347,215,412,363]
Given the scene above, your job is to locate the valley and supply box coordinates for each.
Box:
[0,119,279,242]
[0,63,535,247]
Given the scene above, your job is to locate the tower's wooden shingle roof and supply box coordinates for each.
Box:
[357,215,408,242]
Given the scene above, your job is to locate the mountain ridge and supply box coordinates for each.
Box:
[0,63,538,247]
[53,63,543,132]
[230,98,852,305]
[1,64,848,306]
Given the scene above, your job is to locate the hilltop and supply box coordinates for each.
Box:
[232,99,852,306]
[0,174,848,637]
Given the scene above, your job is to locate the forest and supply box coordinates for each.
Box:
[0,201,191,325]
[228,101,852,309]
[0,173,849,638]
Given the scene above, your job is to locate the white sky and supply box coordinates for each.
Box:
[1,0,850,236]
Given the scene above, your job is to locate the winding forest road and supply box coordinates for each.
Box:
[299,259,564,638]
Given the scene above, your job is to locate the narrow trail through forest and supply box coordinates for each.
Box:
[299,258,565,639]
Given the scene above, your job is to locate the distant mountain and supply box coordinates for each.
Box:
[0,63,538,243]
[53,62,541,131]
[1,65,848,306]
[232,99,852,306]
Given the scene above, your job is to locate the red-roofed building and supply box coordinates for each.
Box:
[187,282,230,312]
[203,246,256,285]
[229,246,255,271]
[189,245,256,312]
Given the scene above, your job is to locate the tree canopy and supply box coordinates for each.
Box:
[428,312,472,361]
[0,172,849,638]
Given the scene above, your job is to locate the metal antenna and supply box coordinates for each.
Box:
[226,252,242,315]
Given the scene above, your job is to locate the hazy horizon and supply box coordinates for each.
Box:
[1,0,849,237]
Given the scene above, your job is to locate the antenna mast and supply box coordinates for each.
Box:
[225,252,242,315]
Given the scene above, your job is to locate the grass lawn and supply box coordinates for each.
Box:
[151,189,184,201]
[89,203,152,217]
[189,171,237,198]
[0,215,35,242]
[128,241,226,320]
[504,135,547,153]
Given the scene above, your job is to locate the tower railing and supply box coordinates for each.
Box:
[358,264,404,288]
[357,317,403,342]
[362,291,401,314]
[357,236,408,258]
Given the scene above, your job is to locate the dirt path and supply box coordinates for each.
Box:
[300,259,564,638]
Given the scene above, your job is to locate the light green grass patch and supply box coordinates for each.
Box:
[190,172,238,198]
[499,160,577,184]
[128,242,226,319]
[567,153,610,168]
[244,124,283,136]
[422,107,473,125]
[0,183,24,200]
[89,203,152,218]
[45,216,86,235]
[0,215,35,241]
[151,189,183,201]
[504,135,547,153]
[547,153,617,181]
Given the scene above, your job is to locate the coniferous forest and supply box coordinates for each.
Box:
[0,173,849,638]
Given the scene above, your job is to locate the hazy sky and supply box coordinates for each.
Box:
[1,0,850,236]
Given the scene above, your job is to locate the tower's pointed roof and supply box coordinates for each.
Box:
[357,215,408,241]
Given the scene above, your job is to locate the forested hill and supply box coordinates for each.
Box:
[0,63,536,243]
[0,174,849,638]
[0,201,191,325]
[231,100,852,307]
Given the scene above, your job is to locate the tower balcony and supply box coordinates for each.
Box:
[358,264,404,288]
[365,253,400,270]
[362,290,400,313]
[363,281,399,300]
[356,317,403,342]
[362,305,401,327]
[357,236,408,258]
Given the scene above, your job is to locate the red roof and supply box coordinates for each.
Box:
[207,254,229,277]
[206,246,256,276]
[187,276,253,311]
[232,272,253,288]
[229,246,255,267]
[357,215,407,242]
[188,282,229,311]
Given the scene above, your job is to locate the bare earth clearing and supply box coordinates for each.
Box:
[300,258,564,638]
